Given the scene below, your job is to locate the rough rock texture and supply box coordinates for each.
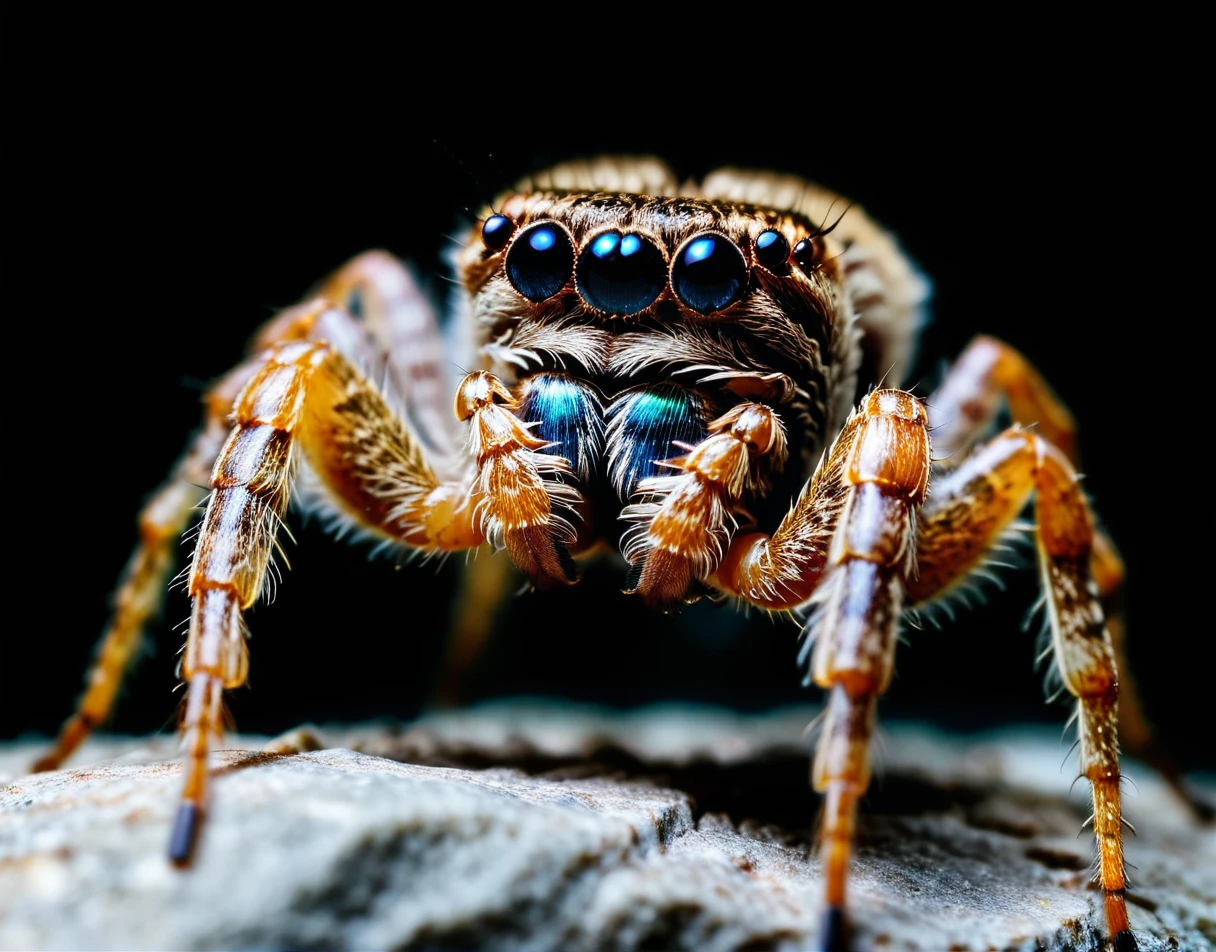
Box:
[2,704,1212,951]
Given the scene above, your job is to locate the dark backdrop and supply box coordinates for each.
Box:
[10,118,1207,778]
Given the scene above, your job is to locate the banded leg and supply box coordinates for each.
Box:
[807,392,931,951]
[33,300,387,773]
[32,420,220,772]
[173,357,579,861]
[927,334,1078,463]
[909,428,1137,949]
[622,403,787,607]
[705,391,931,949]
[31,343,296,772]
[171,341,493,864]
[929,336,1204,819]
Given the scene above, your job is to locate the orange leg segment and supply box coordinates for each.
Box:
[807,391,930,951]
[33,296,397,774]
[623,403,787,607]
[929,336,1200,823]
[910,427,1135,946]
[169,338,501,864]
[927,334,1078,464]
[32,348,281,773]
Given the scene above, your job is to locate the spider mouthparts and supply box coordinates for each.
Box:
[816,905,849,952]
[1114,930,1140,952]
[168,802,202,866]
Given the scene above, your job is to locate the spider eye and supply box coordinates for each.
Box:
[505,222,575,302]
[482,214,514,252]
[671,233,748,314]
[792,237,821,273]
[754,229,790,272]
[575,230,666,316]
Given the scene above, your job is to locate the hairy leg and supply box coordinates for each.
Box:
[910,428,1137,948]
[31,300,370,772]
[705,391,932,950]
[171,347,579,863]
[314,251,459,455]
[928,335,1205,820]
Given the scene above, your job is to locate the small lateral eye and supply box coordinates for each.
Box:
[754,229,790,272]
[576,230,666,316]
[505,222,575,302]
[671,233,748,314]
[482,214,514,252]
[792,237,821,273]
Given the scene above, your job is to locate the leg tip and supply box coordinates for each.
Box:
[816,905,849,952]
[1113,930,1139,952]
[168,802,202,866]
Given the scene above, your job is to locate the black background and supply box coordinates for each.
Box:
[9,84,1208,781]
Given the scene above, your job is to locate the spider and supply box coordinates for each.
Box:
[35,156,1150,951]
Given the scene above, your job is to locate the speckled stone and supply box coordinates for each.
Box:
[1,705,1212,951]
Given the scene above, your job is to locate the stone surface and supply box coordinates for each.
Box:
[1,704,1212,951]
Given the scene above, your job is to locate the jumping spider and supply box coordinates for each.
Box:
[37,156,1150,951]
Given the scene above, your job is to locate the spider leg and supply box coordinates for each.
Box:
[806,392,930,952]
[434,552,518,706]
[313,251,460,455]
[909,428,1137,949]
[927,334,1078,463]
[621,403,788,607]
[929,336,1206,821]
[171,326,510,865]
[705,391,931,951]
[31,412,222,772]
[32,297,390,774]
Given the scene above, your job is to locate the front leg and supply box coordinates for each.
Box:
[806,392,930,951]
[705,391,931,951]
[172,335,469,862]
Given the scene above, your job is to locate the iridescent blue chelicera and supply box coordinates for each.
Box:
[518,374,603,483]
[505,222,575,302]
[671,233,748,314]
[576,230,666,316]
[607,386,707,501]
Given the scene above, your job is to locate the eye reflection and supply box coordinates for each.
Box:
[576,230,666,316]
[671,233,748,314]
[754,229,790,272]
[505,222,574,302]
[482,214,514,252]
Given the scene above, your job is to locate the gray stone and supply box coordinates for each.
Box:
[1,704,1212,951]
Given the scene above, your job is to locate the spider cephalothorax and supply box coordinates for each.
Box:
[36,156,1150,951]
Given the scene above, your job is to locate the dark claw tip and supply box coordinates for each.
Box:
[1114,930,1140,952]
[816,905,849,952]
[168,802,202,866]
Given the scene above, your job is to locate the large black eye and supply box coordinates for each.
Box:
[576,230,666,316]
[505,222,575,302]
[482,214,514,252]
[754,229,790,272]
[671,233,748,314]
